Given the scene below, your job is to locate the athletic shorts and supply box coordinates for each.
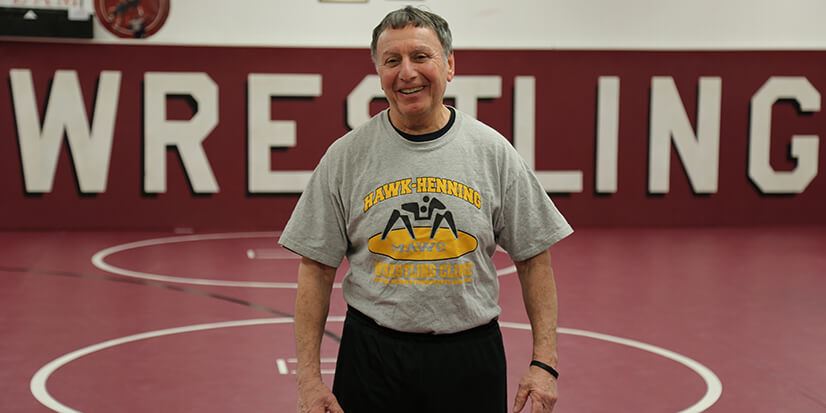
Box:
[332,306,507,413]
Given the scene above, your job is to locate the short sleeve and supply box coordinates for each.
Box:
[494,156,573,262]
[278,152,349,268]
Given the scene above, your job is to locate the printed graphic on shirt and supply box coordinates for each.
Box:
[365,178,482,286]
[368,194,479,261]
[372,261,476,285]
[363,177,482,212]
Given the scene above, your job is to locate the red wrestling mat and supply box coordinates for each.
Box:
[2,227,824,412]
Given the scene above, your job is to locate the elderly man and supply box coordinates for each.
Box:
[279,6,571,413]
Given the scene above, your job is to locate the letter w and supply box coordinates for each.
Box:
[11,69,121,193]
[382,181,401,198]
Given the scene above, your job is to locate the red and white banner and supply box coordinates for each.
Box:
[1,42,824,229]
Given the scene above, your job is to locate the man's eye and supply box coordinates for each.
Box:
[385,58,399,66]
[414,54,429,61]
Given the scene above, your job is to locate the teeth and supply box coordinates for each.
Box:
[400,86,424,94]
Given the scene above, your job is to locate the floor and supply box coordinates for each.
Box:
[1,227,825,412]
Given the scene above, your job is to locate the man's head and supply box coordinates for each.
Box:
[371,7,455,132]
[371,6,453,62]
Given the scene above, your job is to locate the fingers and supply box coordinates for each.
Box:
[299,384,343,413]
[328,399,344,413]
[530,394,544,413]
[512,385,529,412]
[529,392,556,413]
[306,398,343,413]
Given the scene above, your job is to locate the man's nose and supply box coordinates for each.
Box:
[399,58,417,81]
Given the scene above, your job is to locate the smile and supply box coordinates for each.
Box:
[399,86,425,95]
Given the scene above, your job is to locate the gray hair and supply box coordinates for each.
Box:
[370,6,453,61]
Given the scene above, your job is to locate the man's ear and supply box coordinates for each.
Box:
[447,53,456,81]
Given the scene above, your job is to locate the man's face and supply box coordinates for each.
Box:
[374,25,455,129]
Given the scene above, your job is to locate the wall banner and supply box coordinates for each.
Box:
[1,42,824,228]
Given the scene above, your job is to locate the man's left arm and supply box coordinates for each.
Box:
[512,249,559,413]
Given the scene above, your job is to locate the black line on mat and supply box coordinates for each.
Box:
[0,265,342,342]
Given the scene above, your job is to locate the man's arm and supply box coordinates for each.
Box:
[512,249,559,413]
[294,257,343,413]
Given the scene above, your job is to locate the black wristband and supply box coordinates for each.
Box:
[530,360,559,379]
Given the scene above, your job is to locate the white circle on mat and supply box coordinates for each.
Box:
[91,232,517,288]
[31,318,721,413]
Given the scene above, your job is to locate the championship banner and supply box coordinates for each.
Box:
[1,41,824,228]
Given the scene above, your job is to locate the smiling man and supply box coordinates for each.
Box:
[280,6,572,413]
[373,20,454,134]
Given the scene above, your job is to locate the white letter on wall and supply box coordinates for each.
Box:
[596,76,620,193]
[749,77,820,194]
[144,72,219,193]
[649,77,722,194]
[248,73,322,193]
[445,76,502,118]
[514,76,583,193]
[10,69,121,193]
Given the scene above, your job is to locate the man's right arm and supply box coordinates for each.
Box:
[294,256,343,413]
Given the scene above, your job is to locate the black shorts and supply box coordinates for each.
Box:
[332,306,507,413]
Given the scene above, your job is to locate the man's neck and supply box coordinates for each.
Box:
[390,105,450,135]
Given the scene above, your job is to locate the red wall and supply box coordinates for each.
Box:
[1,41,824,229]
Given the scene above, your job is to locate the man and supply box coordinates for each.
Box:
[279,6,572,413]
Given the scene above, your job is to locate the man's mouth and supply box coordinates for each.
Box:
[399,86,425,95]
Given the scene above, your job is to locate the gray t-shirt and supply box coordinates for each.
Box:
[279,109,572,333]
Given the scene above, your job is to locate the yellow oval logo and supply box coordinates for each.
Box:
[368,227,478,261]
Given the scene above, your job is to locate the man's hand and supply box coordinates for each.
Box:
[513,250,559,412]
[512,365,558,412]
[294,257,341,412]
[297,378,343,413]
